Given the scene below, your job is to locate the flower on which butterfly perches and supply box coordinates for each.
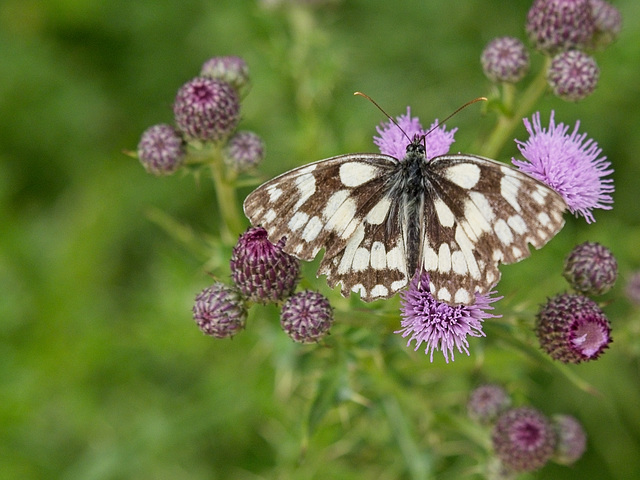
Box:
[397,273,502,363]
[513,111,614,223]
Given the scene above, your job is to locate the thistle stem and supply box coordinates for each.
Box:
[209,147,244,244]
[480,57,551,159]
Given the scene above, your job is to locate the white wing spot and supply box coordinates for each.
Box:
[434,198,455,228]
[294,173,316,210]
[486,270,497,285]
[366,197,391,225]
[339,162,380,187]
[494,219,514,245]
[326,197,357,233]
[445,163,481,188]
[371,284,389,297]
[297,164,317,175]
[370,241,387,270]
[500,172,522,212]
[352,247,370,272]
[351,284,366,296]
[507,214,528,234]
[288,211,309,231]
[323,190,350,220]
[492,249,504,261]
[337,224,365,274]
[391,279,407,291]
[451,250,467,275]
[264,208,277,224]
[387,245,406,272]
[512,246,523,258]
[454,288,471,304]
[423,245,438,271]
[438,243,452,273]
[437,287,452,302]
[538,211,551,227]
[454,226,481,280]
[267,187,283,203]
[533,186,548,204]
[302,216,323,242]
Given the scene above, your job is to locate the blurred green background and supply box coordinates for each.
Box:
[1,0,639,479]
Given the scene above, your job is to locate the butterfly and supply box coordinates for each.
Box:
[243,133,566,305]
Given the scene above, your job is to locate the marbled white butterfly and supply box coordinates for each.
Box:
[243,124,566,305]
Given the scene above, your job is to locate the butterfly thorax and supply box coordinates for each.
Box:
[392,141,430,278]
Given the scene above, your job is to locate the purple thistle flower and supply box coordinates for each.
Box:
[396,273,501,363]
[373,107,457,161]
[492,407,557,472]
[137,124,185,175]
[513,111,614,223]
[552,414,587,465]
[280,291,334,343]
[468,384,512,424]
[535,293,612,363]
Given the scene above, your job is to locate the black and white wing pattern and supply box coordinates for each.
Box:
[243,140,566,305]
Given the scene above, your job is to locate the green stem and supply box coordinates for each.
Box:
[479,57,551,159]
[209,147,244,244]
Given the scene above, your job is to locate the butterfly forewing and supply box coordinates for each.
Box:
[243,154,411,301]
[243,143,566,305]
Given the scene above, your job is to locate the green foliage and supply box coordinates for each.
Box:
[1,0,640,479]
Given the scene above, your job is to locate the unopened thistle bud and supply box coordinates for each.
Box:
[230,227,300,303]
[193,283,247,338]
[563,241,617,295]
[280,291,334,343]
[137,124,185,175]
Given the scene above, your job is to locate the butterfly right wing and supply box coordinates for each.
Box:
[243,154,410,301]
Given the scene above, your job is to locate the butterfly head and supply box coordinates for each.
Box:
[406,135,426,157]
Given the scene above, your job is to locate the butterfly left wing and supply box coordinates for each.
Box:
[243,153,410,301]
[418,154,567,304]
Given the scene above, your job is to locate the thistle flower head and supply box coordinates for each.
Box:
[547,50,600,102]
[173,77,240,142]
[526,0,595,53]
[481,36,530,83]
[535,293,612,363]
[137,124,185,175]
[513,111,614,223]
[396,273,501,363]
[280,291,334,343]
[193,283,247,338]
[552,414,587,465]
[563,241,617,295]
[589,0,622,49]
[492,407,557,472]
[625,272,640,305]
[224,130,265,172]
[373,107,457,161]
[200,56,250,96]
[230,227,300,303]
[468,384,512,424]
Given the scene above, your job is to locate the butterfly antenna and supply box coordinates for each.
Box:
[354,91,412,144]
[420,97,487,142]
